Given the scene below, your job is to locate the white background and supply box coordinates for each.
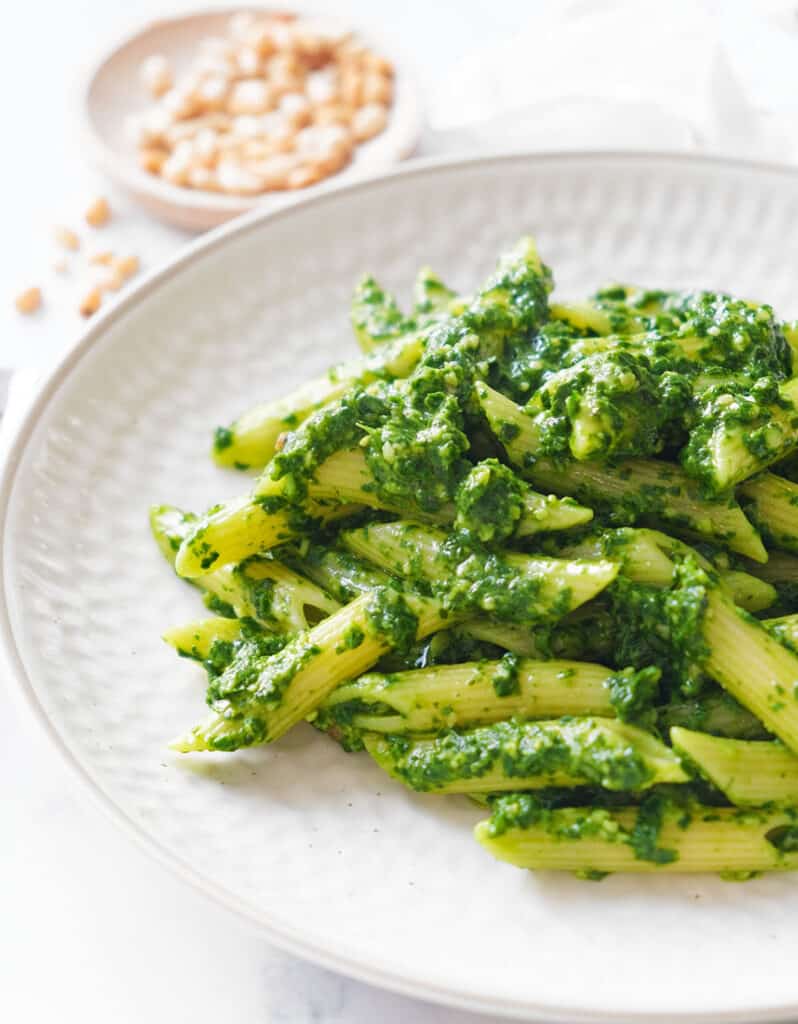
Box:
[3,2,798,1022]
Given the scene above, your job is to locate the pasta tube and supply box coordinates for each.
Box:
[342,521,619,624]
[171,588,452,752]
[671,727,798,807]
[364,718,686,794]
[321,658,618,734]
[475,801,798,873]
[476,382,767,562]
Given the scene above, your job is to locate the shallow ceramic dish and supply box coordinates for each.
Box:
[82,8,422,230]
[4,153,798,1023]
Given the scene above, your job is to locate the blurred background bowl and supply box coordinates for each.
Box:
[81,7,423,230]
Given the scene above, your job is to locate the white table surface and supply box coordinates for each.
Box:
[0,2,527,1022]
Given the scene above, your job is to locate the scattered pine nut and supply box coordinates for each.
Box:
[52,257,68,274]
[114,255,140,281]
[85,197,111,228]
[89,251,115,266]
[79,286,102,318]
[15,287,42,315]
[54,226,79,251]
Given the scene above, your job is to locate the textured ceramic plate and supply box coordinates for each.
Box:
[4,153,798,1023]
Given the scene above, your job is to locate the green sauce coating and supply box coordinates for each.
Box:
[351,275,415,346]
[607,666,662,725]
[682,376,797,493]
[263,238,554,516]
[629,793,680,864]
[378,718,653,793]
[202,593,237,618]
[208,631,321,714]
[492,651,521,697]
[364,586,419,656]
[485,791,626,842]
[528,350,692,462]
[213,425,235,453]
[454,459,525,543]
[607,555,711,698]
[484,790,685,865]
[363,365,472,513]
[335,624,365,653]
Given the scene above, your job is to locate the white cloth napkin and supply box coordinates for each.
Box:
[427,0,798,162]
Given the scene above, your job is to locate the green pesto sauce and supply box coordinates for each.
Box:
[485,790,680,865]
[657,691,771,740]
[682,376,796,493]
[606,665,661,725]
[629,793,679,864]
[380,718,653,793]
[265,241,553,516]
[350,275,415,346]
[607,556,711,698]
[413,268,456,316]
[454,459,525,543]
[766,824,798,853]
[364,586,419,656]
[213,425,234,453]
[335,623,365,654]
[208,631,321,715]
[207,716,268,752]
[203,638,236,676]
[446,528,569,622]
[379,522,574,626]
[528,349,692,462]
[485,791,626,842]
[492,652,521,697]
[312,699,369,752]
[488,319,585,402]
[363,364,472,513]
[202,593,237,618]
[247,575,276,622]
[200,624,286,689]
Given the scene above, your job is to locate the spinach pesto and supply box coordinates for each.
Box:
[454,459,525,543]
[363,586,419,656]
[492,652,521,697]
[157,235,798,878]
[364,717,677,795]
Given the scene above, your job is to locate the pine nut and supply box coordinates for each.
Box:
[15,287,42,314]
[54,226,80,251]
[352,103,388,141]
[139,147,167,174]
[115,255,140,280]
[85,197,111,228]
[79,286,102,317]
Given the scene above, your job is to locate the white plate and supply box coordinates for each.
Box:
[4,152,798,1023]
[82,8,422,230]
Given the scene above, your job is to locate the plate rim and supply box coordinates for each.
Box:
[5,149,798,1023]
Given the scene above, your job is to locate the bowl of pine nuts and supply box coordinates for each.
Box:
[82,8,422,230]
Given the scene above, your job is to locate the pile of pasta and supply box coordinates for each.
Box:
[153,237,798,876]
